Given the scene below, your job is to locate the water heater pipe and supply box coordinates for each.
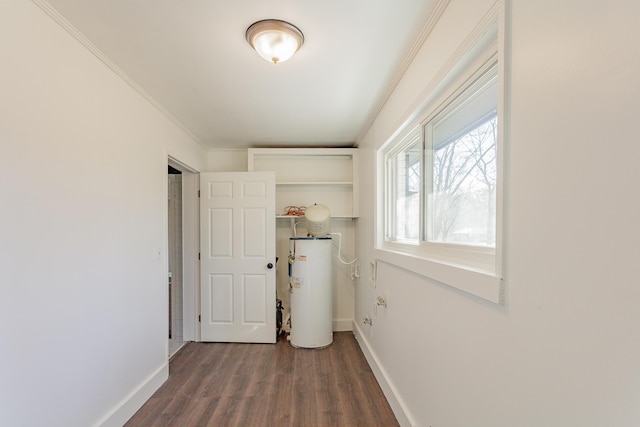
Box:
[328,232,359,265]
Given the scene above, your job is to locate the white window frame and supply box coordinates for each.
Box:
[384,128,422,245]
[423,64,498,251]
[376,5,504,304]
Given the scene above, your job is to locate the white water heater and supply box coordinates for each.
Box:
[289,237,333,348]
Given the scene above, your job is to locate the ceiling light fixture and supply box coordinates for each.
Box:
[246,19,304,64]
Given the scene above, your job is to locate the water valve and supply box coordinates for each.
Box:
[376,296,387,307]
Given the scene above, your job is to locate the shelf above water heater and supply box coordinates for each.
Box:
[248,148,359,218]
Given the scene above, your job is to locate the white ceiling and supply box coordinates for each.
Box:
[41,0,438,149]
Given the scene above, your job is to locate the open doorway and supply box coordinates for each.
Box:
[167,157,200,357]
[168,165,184,356]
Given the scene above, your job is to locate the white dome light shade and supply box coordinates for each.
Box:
[246,20,304,64]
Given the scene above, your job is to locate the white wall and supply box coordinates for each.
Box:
[206,148,247,172]
[0,1,206,426]
[355,0,640,426]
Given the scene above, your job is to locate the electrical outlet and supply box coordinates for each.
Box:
[369,259,377,280]
[368,259,377,288]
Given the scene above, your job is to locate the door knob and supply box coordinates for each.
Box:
[267,263,274,269]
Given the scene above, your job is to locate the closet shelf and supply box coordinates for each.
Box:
[248,148,359,218]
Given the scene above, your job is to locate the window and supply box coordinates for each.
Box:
[385,130,421,243]
[381,58,501,301]
[425,68,498,248]
[385,63,498,251]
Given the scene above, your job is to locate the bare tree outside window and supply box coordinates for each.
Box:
[430,115,497,246]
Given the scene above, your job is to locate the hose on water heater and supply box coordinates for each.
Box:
[328,232,359,265]
[328,232,360,279]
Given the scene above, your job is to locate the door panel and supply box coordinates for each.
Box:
[200,171,276,343]
[243,208,266,256]
[207,274,233,323]
[243,274,267,323]
[209,208,232,257]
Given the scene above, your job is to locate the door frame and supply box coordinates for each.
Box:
[168,156,200,342]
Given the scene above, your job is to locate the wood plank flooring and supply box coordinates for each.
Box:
[125,332,399,427]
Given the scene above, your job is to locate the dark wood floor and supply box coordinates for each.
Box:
[125,332,399,427]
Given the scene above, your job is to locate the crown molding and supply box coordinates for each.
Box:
[356,0,452,144]
[31,0,208,150]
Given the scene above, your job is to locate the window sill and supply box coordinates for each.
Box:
[374,247,504,304]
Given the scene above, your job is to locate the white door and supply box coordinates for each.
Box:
[200,171,276,343]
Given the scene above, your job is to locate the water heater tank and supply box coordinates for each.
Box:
[305,203,331,236]
[289,237,333,348]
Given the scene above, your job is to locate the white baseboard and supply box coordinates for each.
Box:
[352,322,416,427]
[333,318,353,331]
[96,362,169,427]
